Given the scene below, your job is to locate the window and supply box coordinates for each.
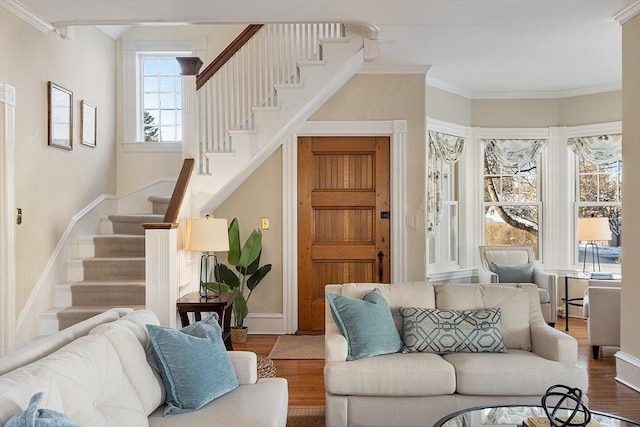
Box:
[428,162,459,267]
[120,39,205,152]
[139,55,183,143]
[573,134,622,267]
[482,139,546,258]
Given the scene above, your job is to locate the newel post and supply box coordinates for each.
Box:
[177,57,203,170]
[144,223,179,327]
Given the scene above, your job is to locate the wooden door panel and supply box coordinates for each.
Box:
[298,136,390,333]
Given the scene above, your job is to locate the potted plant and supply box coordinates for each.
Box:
[210,217,272,343]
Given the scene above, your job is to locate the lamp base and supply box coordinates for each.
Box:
[200,282,221,299]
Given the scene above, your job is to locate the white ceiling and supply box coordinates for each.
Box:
[8,0,640,98]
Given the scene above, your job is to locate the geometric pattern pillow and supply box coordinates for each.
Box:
[400,307,508,354]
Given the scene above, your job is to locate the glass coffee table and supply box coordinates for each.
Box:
[434,405,640,427]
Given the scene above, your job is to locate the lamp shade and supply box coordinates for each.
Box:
[578,217,611,242]
[185,217,229,252]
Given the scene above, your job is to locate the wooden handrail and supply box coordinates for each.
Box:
[196,24,264,90]
[163,158,195,223]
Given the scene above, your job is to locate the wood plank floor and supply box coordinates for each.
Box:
[233,317,640,421]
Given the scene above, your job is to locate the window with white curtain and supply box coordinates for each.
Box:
[569,134,622,267]
[482,139,547,259]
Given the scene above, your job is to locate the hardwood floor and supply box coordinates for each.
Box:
[233,317,640,421]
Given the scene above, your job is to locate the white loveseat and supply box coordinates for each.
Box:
[0,309,288,427]
[324,282,588,427]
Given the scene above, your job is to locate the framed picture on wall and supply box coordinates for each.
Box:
[47,81,73,150]
[81,100,97,148]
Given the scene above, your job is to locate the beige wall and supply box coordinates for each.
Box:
[559,91,622,126]
[621,13,640,369]
[0,10,117,313]
[116,25,245,196]
[213,148,283,314]
[426,86,471,125]
[471,98,561,127]
[310,73,427,281]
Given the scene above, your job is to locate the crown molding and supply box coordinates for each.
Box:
[613,1,640,24]
[426,77,474,99]
[0,0,54,33]
[358,63,431,75]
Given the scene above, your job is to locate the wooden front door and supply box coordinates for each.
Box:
[297,136,391,333]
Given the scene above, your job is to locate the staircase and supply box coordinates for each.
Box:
[42,196,170,332]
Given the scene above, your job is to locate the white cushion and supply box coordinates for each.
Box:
[434,284,531,351]
[443,349,589,395]
[484,250,529,265]
[324,352,455,396]
[340,282,435,333]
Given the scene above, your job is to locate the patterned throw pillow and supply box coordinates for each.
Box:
[400,307,508,354]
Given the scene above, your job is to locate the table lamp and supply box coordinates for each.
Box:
[578,217,611,274]
[185,216,229,299]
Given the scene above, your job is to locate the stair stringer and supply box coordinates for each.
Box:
[196,44,365,214]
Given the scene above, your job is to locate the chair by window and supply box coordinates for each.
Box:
[584,279,621,359]
[478,245,557,326]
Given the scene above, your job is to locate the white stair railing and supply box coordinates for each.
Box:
[197,23,344,174]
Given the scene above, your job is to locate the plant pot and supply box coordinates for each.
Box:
[231,327,248,344]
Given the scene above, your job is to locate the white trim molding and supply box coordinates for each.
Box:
[0,0,54,33]
[282,120,407,334]
[614,1,640,25]
[615,351,640,392]
[0,83,17,356]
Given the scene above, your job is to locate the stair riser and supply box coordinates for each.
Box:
[93,237,145,257]
[57,312,101,331]
[111,222,147,235]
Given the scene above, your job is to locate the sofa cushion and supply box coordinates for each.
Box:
[434,284,531,351]
[4,392,80,427]
[490,262,534,283]
[147,314,239,416]
[443,349,589,396]
[326,288,402,360]
[400,307,507,354]
[340,282,435,333]
[324,352,456,396]
[148,378,289,427]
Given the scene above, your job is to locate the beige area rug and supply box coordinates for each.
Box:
[287,405,325,427]
[268,335,325,359]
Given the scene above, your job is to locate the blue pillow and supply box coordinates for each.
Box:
[147,313,239,416]
[326,288,402,360]
[490,261,534,283]
[5,392,80,427]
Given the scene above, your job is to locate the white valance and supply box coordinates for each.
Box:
[427,131,465,234]
[568,134,622,165]
[482,139,548,169]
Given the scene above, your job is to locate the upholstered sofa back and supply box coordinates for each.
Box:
[326,282,543,352]
[0,310,164,426]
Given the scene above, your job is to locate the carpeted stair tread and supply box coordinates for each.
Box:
[82,257,145,281]
[57,305,146,330]
[108,214,164,235]
[70,281,145,306]
[93,235,145,257]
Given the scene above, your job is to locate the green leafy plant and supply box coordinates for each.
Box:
[208,217,272,329]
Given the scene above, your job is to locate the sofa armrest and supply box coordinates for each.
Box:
[325,333,348,362]
[228,351,258,385]
[530,321,577,363]
[478,269,498,284]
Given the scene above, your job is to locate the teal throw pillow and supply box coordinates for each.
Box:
[5,392,80,427]
[326,288,402,360]
[490,261,534,283]
[147,313,239,416]
[401,307,508,354]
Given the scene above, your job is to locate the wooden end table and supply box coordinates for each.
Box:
[177,291,236,350]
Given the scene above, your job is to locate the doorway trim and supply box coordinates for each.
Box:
[282,120,407,334]
[1,83,17,355]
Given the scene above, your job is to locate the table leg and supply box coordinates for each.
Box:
[565,279,569,332]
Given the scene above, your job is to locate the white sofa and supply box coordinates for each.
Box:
[0,309,288,427]
[324,282,588,427]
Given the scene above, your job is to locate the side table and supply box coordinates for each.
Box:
[177,291,236,350]
[564,273,588,332]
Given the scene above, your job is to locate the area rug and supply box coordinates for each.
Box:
[268,335,325,359]
[286,405,325,427]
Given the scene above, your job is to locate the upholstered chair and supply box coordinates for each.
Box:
[478,245,557,326]
[585,280,621,359]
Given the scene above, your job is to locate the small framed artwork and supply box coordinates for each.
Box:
[47,81,73,150]
[81,101,97,148]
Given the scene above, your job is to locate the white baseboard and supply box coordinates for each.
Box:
[244,313,285,335]
[615,351,640,392]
